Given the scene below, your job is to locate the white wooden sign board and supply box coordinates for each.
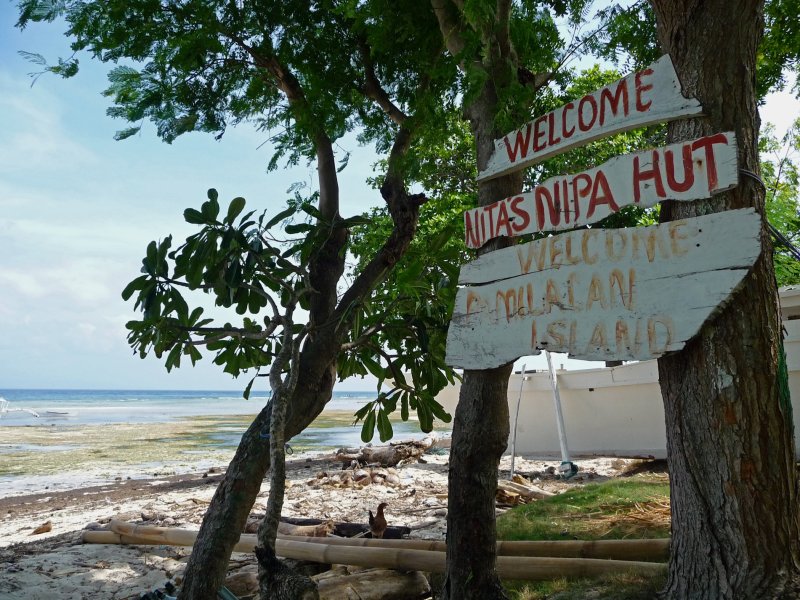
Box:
[445,209,761,369]
[477,55,703,182]
[465,132,738,248]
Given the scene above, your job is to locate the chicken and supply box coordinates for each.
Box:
[368,502,388,539]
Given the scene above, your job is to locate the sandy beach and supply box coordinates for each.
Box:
[0,415,639,599]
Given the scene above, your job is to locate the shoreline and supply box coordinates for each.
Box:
[0,410,450,498]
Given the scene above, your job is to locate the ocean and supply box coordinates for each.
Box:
[0,389,450,495]
[0,388,449,455]
[0,388,377,427]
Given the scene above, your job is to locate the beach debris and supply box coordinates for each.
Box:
[496,478,555,506]
[31,520,52,535]
[141,511,169,522]
[225,568,259,598]
[245,516,335,537]
[280,517,411,539]
[307,467,402,489]
[90,521,668,580]
[277,521,335,538]
[334,437,439,468]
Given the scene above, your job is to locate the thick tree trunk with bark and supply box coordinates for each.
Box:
[442,366,513,600]
[440,70,524,597]
[651,1,800,597]
[177,338,340,599]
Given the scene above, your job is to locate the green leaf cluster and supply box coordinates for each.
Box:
[17,0,459,158]
[122,189,324,377]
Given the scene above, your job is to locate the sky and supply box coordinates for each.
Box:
[1,6,799,392]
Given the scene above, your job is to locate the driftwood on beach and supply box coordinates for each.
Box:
[334,437,439,467]
[276,520,335,537]
[314,566,431,600]
[85,521,669,581]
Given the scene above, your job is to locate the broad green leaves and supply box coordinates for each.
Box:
[122,186,459,442]
[122,190,320,377]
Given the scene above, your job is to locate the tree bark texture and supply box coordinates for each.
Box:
[442,366,513,600]
[177,339,339,600]
[651,1,800,597]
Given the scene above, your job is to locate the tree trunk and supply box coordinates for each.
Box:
[177,346,339,599]
[178,176,421,598]
[441,72,524,597]
[650,1,800,597]
[442,366,513,600]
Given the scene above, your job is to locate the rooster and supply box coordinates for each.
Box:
[368,502,388,539]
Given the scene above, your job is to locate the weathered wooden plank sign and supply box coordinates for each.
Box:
[464,132,738,248]
[477,55,703,182]
[445,209,760,369]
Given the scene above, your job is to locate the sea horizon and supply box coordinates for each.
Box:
[0,388,384,427]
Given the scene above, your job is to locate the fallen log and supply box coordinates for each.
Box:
[334,437,436,467]
[314,567,430,600]
[91,522,668,579]
[277,521,334,537]
[280,517,411,539]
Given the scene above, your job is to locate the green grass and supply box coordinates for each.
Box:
[498,479,671,541]
[507,572,666,600]
[498,479,670,599]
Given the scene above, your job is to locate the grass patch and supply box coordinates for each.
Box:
[497,479,671,541]
[507,571,666,600]
[498,479,670,599]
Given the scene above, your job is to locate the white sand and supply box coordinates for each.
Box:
[0,449,637,599]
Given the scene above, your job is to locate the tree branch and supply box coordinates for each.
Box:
[370,343,416,395]
[340,323,386,352]
[185,324,280,347]
[431,0,467,61]
[222,31,340,222]
[495,0,513,60]
[358,37,407,126]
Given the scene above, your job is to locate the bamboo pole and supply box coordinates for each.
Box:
[92,521,668,579]
[279,535,669,562]
[104,520,668,560]
[106,520,668,560]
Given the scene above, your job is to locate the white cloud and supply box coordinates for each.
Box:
[0,73,98,172]
[0,269,48,298]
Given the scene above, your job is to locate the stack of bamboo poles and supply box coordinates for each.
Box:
[82,520,669,581]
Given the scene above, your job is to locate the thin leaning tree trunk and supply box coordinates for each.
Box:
[176,334,341,599]
[650,0,800,597]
